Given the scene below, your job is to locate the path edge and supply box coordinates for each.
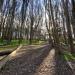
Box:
[0,44,22,71]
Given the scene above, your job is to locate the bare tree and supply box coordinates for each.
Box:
[62,0,74,53]
[71,0,75,37]
[0,0,4,10]
[19,0,30,43]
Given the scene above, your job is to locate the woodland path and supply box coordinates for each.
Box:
[0,44,73,75]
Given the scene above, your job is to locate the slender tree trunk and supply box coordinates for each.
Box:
[71,0,75,38]
[0,0,4,10]
[29,17,34,44]
[62,0,74,53]
[0,0,4,38]
[62,12,67,44]
[6,0,16,43]
[49,0,61,54]
[19,0,29,44]
[29,0,34,44]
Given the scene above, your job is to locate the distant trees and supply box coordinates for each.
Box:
[18,0,30,43]
[44,0,75,54]
[44,0,53,44]
[44,0,61,54]
[29,0,34,44]
[1,0,16,44]
[62,0,74,53]
[0,0,4,10]
[0,0,47,45]
[0,0,75,54]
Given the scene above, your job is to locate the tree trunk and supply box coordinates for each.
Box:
[71,0,75,38]
[62,0,75,53]
[29,0,34,44]
[49,0,61,54]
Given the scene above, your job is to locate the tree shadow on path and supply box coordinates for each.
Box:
[55,53,73,75]
[0,45,52,75]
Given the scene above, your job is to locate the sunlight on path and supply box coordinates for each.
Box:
[34,49,55,75]
[0,44,48,70]
[10,45,22,57]
[10,45,47,59]
[0,45,22,70]
[0,56,6,60]
[0,45,50,75]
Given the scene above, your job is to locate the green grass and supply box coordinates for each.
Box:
[0,45,18,51]
[0,39,19,51]
[0,39,45,51]
[7,39,45,45]
[19,39,45,45]
[31,40,45,45]
[63,51,75,61]
[21,40,29,45]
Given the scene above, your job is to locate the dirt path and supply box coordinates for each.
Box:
[0,45,73,75]
[34,49,73,75]
[34,49,55,75]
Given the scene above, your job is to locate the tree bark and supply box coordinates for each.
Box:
[71,0,75,38]
[62,0,75,53]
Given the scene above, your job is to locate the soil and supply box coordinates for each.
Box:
[0,45,74,75]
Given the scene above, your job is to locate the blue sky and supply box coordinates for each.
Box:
[2,0,45,15]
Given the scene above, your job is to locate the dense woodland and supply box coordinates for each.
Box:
[0,0,75,54]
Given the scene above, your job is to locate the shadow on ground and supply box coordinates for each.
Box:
[55,53,73,75]
[0,45,52,75]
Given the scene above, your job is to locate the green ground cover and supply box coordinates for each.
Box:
[0,39,45,51]
[63,51,75,61]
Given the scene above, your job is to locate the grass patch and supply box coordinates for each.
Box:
[63,51,75,61]
[32,40,45,45]
[0,39,45,51]
[21,40,29,45]
[0,45,18,51]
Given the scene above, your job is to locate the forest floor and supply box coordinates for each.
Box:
[0,44,74,75]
